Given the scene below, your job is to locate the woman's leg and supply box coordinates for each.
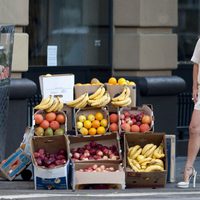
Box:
[184,109,200,181]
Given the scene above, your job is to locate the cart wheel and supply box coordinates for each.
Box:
[20,169,32,181]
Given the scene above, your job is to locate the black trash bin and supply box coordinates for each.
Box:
[0,25,15,160]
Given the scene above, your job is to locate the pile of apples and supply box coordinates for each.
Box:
[33,148,67,168]
[78,164,118,172]
[34,111,66,136]
[71,141,119,161]
[120,110,152,133]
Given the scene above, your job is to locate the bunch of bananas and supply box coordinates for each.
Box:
[111,86,131,107]
[34,95,64,112]
[127,143,165,172]
[87,86,111,108]
[66,93,89,109]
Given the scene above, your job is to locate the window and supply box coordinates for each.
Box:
[26,0,112,66]
[175,0,200,62]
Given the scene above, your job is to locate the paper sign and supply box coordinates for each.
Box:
[39,74,74,102]
[47,45,57,66]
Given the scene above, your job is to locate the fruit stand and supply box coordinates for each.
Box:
[0,75,172,190]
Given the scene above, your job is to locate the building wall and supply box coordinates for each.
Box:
[0,0,29,78]
[112,0,178,77]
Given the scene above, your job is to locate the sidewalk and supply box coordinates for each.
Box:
[0,157,199,191]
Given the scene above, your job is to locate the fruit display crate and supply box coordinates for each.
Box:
[74,107,109,136]
[69,132,122,163]
[119,104,154,134]
[105,83,136,108]
[33,110,67,137]
[30,135,70,190]
[124,133,167,188]
[72,161,125,190]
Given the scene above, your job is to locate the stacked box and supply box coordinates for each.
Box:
[124,133,167,188]
[31,135,70,190]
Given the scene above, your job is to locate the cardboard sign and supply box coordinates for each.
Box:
[39,74,74,102]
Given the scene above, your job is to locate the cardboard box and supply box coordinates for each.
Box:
[72,161,125,189]
[31,135,70,190]
[105,84,136,108]
[124,133,167,188]
[74,85,101,99]
[39,74,74,102]
[0,148,31,181]
[33,110,67,137]
[69,132,122,162]
[165,134,176,183]
[119,104,154,133]
[74,107,109,136]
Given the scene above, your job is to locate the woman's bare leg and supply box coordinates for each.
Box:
[184,109,200,181]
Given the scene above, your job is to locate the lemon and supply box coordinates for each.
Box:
[79,127,88,135]
[96,126,106,135]
[108,77,117,85]
[84,120,92,129]
[118,78,127,85]
[87,114,95,122]
[76,121,83,129]
[78,115,86,122]
[100,119,108,127]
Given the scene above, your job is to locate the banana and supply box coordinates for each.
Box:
[142,144,154,155]
[74,93,89,109]
[144,165,164,172]
[46,96,60,112]
[153,146,165,159]
[121,98,132,107]
[132,159,141,169]
[144,145,157,158]
[111,97,132,107]
[89,86,103,100]
[128,158,140,172]
[90,93,109,107]
[67,93,88,107]
[34,95,51,110]
[150,159,164,168]
[124,86,131,99]
[91,92,110,108]
[138,157,152,164]
[56,100,64,111]
[128,145,141,158]
[131,148,142,160]
[112,87,127,102]
[141,161,151,168]
[93,87,106,100]
[136,155,145,162]
[34,95,54,110]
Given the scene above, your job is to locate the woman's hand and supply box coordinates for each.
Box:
[192,87,198,103]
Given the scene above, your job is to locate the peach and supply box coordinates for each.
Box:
[109,123,118,132]
[130,124,140,132]
[121,123,131,132]
[140,123,150,133]
[110,113,118,123]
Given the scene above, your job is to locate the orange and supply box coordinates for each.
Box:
[95,112,104,121]
[92,120,100,128]
[96,126,106,135]
[45,112,56,122]
[56,114,65,124]
[100,119,108,127]
[108,77,117,85]
[79,127,89,135]
[118,78,127,85]
[88,127,97,135]
[83,120,92,129]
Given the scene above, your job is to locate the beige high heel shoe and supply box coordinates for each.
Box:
[177,167,197,188]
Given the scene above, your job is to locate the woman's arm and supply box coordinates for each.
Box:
[192,63,199,103]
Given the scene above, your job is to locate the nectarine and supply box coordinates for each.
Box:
[131,124,140,132]
[140,123,150,133]
[141,114,151,125]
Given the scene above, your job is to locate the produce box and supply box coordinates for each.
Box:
[124,133,167,188]
[119,104,154,134]
[74,107,109,136]
[165,134,176,183]
[72,161,125,190]
[74,85,101,99]
[0,148,31,181]
[69,132,122,162]
[33,110,67,137]
[105,84,136,108]
[31,135,70,190]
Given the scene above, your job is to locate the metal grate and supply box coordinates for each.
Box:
[0,82,9,160]
[177,92,193,139]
